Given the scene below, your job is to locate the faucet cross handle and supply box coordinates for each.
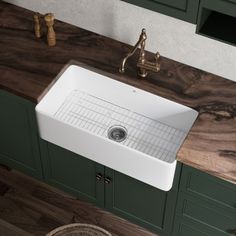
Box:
[137,50,161,77]
[154,52,161,69]
[155,52,160,62]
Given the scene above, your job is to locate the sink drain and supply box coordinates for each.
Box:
[108,125,127,142]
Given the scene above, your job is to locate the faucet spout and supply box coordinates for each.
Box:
[119,29,147,73]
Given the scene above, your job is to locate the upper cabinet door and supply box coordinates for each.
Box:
[122,0,200,23]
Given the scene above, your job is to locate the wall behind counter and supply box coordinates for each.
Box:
[5,0,236,82]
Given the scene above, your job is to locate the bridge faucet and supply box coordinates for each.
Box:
[119,28,161,78]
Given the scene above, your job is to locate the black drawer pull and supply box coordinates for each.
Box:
[104,177,112,184]
[96,173,103,181]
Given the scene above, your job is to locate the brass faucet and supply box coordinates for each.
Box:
[119,28,161,78]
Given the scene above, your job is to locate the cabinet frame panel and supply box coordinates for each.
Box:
[0,89,43,179]
[122,0,200,23]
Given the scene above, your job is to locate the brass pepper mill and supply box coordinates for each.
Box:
[33,13,41,38]
[44,13,56,46]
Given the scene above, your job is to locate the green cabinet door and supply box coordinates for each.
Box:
[0,90,43,179]
[104,165,181,235]
[40,141,105,207]
[175,193,236,235]
[39,134,181,235]
[172,218,229,236]
[172,165,236,236]
[122,0,200,23]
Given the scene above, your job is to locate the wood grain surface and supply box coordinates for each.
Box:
[0,1,236,184]
[0,165,157,236]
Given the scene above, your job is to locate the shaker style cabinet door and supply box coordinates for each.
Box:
[172,218,228,236]
[104,167,179,235]
[40,141,105,207]
[172,165,236,236]
[0,90,43,179]
[122,0,200,23]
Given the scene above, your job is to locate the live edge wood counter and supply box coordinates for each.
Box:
[0,1,236,185]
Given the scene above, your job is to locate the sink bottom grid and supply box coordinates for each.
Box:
[54,90,187,163]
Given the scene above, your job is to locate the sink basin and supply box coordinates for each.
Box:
[36,64,198,191]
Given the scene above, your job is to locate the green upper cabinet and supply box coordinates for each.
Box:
[0,90,43,179]
[196,0,236,46]
[122,0,200,23]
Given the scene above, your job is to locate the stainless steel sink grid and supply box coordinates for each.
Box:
[54,90,187,163]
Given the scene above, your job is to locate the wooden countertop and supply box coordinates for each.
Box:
[1,1,236,185]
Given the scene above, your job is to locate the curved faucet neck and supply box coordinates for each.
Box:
[119,29,147,73]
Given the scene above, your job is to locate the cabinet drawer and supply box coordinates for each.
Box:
[180,165,236,210]
[176,193,236,235]
[172,217,231,236]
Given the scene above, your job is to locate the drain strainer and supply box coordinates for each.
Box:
[107,125,127,142]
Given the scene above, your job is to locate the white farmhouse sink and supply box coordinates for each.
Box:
[36,64,198,191]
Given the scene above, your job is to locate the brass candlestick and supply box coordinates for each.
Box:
[33,13,41,38]
[44,13,56,47]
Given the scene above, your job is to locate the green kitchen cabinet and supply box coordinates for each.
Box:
[41,141,181,235]
[3,86,236,236]
[172,165,236,236]
[40,141,105,207]
[0,90,43,179]
[196,0,236,46]
[122,0,200,23]
[105,166,181,236]
[172,217,229,236]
